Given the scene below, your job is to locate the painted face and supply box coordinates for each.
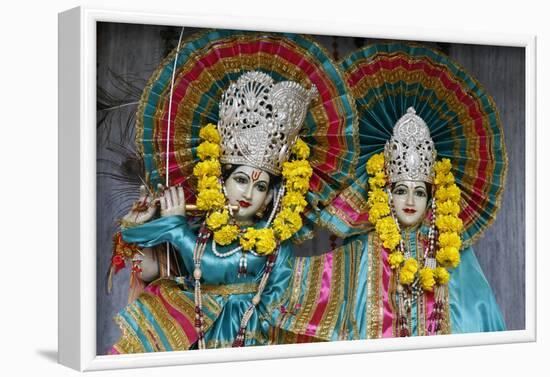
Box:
[224,165,273,222]
[391,180,429,228]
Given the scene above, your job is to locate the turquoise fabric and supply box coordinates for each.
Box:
[117,217,504,350]
[449,245,506,333]
[121,216,293,347]
[345,226,507,336]
[273,225,505,341]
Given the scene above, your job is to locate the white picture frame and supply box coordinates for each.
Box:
[58,5,537,371]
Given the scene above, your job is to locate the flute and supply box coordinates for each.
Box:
[185,204,240,211]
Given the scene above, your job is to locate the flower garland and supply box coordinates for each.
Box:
[193,123,312,255]
[365,153,462,291]
[432,158,463,284]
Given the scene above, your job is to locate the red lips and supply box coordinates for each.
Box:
[239,200,251,208]
[403,208,417,214]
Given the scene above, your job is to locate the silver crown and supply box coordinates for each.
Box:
[217,71,317,176]
[384,107,437,183]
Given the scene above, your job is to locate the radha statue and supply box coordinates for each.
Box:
[270,43,507,341]
[107,30,358,353]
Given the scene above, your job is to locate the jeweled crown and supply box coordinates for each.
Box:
[218,71,317,176]
[384,107,437,183]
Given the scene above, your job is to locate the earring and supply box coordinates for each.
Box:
[255,204,267,218]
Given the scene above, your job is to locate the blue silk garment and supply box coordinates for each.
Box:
[270,224,505,342]
[112,216,293,352]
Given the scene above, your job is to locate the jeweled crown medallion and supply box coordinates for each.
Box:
[384,107,437,183]
[218,71,318,176]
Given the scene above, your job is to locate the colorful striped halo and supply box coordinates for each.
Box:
[321,43,507,247]
[136,30,358,230]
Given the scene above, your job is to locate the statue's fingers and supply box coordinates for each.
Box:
[170,186,178,207]
[160,193,167,212]
[148,198,160,213]
[177,186,185,206]
[139,185,147,199]
[165,188,173,209]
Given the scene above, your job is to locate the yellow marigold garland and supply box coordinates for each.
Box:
[388,251,405,269]
[193,159,221,178]
[434,266,450,285]
[196,189,225,211]
[271,139,312,245]
[366,152,403,268]
[196,141,221,160]
[399,258,418,285]
[213,224,240,245]
[199,123,221,144]
[194,124,311,255]
[239,228,277,255]
[240,228,258,251]
[365,154,463,291]
[273,208,303,241]
[205,209,229,230]
[419,267,436,291]
[433,158,463,272]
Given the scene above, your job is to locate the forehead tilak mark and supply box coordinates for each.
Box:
[251,170,262,183]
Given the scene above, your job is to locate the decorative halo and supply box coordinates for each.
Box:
[136,29,358,227]
[321,43,508,247]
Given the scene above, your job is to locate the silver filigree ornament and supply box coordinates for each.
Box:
[384,107,437,183]
[217,71,318,176]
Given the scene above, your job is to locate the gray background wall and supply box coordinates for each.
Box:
[96,22,525,355]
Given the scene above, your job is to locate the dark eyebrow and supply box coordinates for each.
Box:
[233,171,250,179]
[414,185,427,191]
